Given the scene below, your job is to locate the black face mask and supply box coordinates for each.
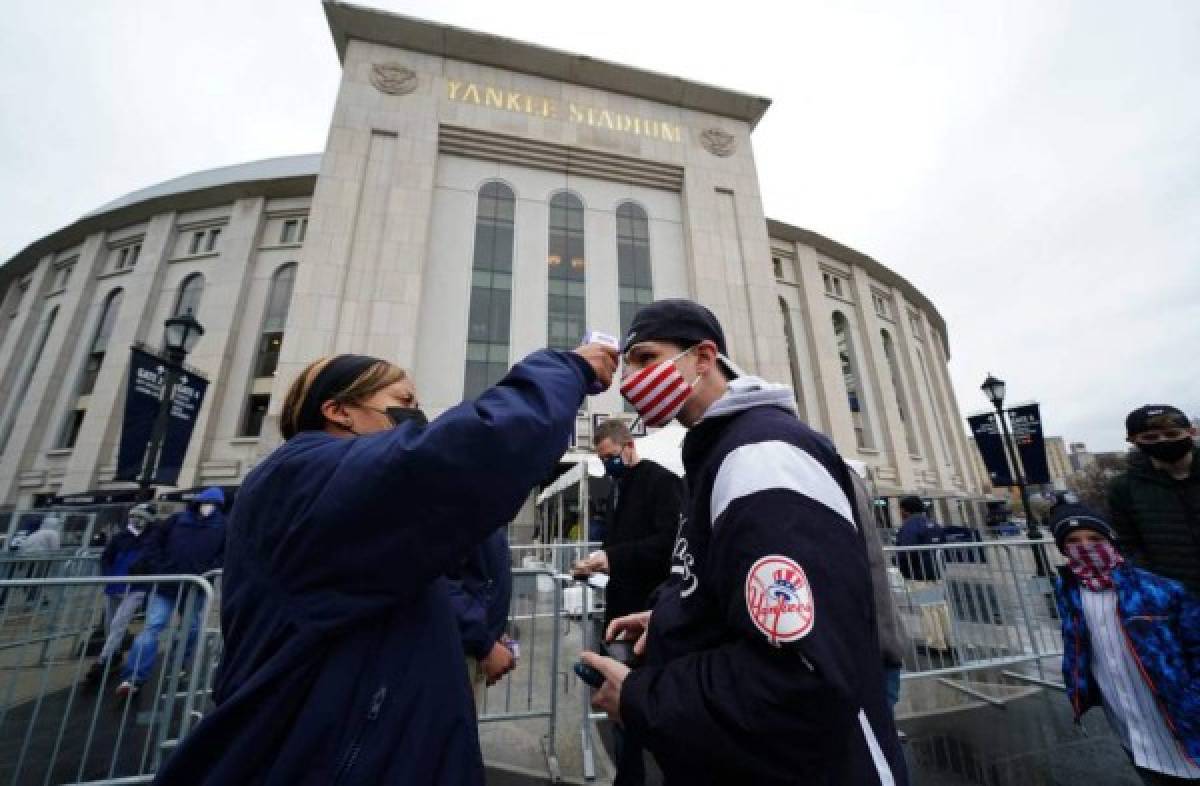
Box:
[1140,438,1194,463]
[386,407,428,428]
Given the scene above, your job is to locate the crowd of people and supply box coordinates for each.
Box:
[40,299,1195,785]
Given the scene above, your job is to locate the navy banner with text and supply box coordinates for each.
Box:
[153,370,208,485]
[967,412,1013,487]
[114,347,208,485]
[1007,402,1051,485]
[115,348,165,481]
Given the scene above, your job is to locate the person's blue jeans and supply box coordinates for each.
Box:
[121,592,201,684]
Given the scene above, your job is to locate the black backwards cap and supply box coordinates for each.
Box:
[620,299,742,379]
[292,354,382,437]
[1125,404,1190,437]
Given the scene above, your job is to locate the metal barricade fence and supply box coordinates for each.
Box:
[475,567,564,781]
[509,541,602,576]
[0,574,214,786]
[885,539,1065,685]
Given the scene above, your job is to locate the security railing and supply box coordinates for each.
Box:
[884,539,1065,684]
[0,574,213,786]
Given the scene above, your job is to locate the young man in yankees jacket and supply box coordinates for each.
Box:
[581,299,907,785]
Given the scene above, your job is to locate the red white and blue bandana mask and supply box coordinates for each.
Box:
[1064,541,1123,592]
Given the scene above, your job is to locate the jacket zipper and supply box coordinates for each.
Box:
[333,686,388,784]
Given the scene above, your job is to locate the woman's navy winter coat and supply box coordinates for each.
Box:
[447,529,513,661]
[154,350,592,786]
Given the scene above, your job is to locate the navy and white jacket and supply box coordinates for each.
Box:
[154,350,594,786]
[621,377,907,786]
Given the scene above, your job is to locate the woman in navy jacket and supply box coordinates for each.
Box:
[156,345,614,785]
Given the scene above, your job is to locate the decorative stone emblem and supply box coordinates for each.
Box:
[700,128,737,157]
[370,63,418,96]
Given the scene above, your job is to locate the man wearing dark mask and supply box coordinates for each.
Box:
[1108,405,1200,594]
[574,418,682,786]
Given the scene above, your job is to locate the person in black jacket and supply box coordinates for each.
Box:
[1108,405,1200,594]
[582,299,906,786]
[574,418,682,785]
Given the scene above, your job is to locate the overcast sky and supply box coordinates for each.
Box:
[2,0,1197,451]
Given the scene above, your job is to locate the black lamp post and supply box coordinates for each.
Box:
[982,373,1050,575]
[138,310,204,491]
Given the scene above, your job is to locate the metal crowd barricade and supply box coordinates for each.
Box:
[475,566,564,781]
[0,574,214,786]
[885,539,1065,688]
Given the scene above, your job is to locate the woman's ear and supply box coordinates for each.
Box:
[319,399,349,428]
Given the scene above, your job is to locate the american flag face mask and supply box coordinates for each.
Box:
[619,347,698,428]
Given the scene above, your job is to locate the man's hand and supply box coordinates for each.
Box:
[572,550,609,578]
[605,610,652,657]
[480,641,516,686]
[573,343,618,391]
[580,651,630,725]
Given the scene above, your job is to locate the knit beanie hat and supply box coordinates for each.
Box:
[1050,503,1116,553]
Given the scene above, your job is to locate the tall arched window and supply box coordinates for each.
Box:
[778,297,807,420]
[0,306,58,454]
[617,202,652,338]
[60,289,123,448]
[174,273,205,318]
[881,329,919,455]
[832,311,874,450]
[79,289,123,397]
[547,192,585,350]
[241,263,296,437]
[464,182,515,399]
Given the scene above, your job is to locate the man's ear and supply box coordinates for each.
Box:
[694,340,719,375]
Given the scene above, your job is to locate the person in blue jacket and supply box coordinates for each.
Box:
[894,494,945,581]
[154,343,616,785]
[447,528,516,708]
[1051,502,1200,784]
[85,502,155,685]
[583,300,906,786]
[117,488,226,696]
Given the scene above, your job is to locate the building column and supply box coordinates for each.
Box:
[0,234,108,504]
[173,198,265,489]
[0,256,53,415]
[793,247,851,449]
[60,213,178,493]
[850,268,915,489]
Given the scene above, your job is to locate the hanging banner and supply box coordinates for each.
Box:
[153,370,209,485]
[115,348,166,481]
[967,412,1013,487]
[1007,402,1051,485]
[114,347,209,485]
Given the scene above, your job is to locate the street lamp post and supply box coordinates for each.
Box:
[981,373,1050,576]
[138,310,204,492]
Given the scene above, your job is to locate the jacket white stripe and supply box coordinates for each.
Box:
[710,440,855,528]
[858,710,896,786]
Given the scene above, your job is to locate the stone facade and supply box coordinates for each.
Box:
[0,4,984,524]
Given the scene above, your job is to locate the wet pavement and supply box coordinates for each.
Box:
[900,688,1143,786]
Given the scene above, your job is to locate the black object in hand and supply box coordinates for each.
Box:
[603,639,638,668]
[573,661,606,689]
